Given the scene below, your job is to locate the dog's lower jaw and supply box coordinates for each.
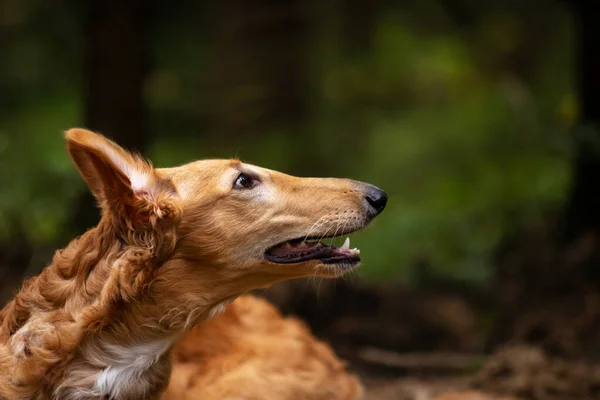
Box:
[316,262,361,278]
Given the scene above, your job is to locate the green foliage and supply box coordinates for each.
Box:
[0,92,83,242]
[0,0,575,284]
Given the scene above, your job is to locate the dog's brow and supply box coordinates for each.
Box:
[229,161,265,178]
[229,159,242,168]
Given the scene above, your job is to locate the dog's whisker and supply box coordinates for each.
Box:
[317,219,338,243]
[303,211,336,242]
[303,216,326,242]
[337,218,350,248]
[329,220,342,247]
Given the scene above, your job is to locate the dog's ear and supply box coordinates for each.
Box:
[65,128,178,228]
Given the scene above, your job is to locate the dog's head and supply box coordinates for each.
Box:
[66,129,386,291]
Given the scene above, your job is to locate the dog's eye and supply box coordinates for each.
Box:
[233,173,258,190]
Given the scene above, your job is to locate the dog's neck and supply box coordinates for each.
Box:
[0,216,230,400]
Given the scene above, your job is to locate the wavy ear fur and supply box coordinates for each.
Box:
[65,128,179,229]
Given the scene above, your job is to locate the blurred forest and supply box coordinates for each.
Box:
[1,0,600,398]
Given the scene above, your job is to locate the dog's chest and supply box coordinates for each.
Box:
[61,338,173,399]
[94,341,172,397]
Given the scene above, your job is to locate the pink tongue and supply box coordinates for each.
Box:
[269,241,322,257]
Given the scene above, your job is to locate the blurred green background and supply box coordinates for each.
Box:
[0,0,577,288]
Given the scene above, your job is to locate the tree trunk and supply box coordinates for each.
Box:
[563,0,600,242]
[207,0,309,138]
[67,0,150,237]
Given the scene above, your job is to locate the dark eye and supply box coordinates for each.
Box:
[233,173,258,190]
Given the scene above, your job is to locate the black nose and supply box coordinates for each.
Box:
[365,186,387,215]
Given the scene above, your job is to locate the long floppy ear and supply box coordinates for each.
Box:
[65,128,178,228]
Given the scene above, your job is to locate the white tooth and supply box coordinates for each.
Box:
[350,249,361,255]
[341,237,350,250]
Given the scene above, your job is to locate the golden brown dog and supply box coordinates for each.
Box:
[0,128,387,399]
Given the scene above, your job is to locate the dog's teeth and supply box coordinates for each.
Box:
[282,242,291,248]
[350,248,360,255]
[341,237,350,250]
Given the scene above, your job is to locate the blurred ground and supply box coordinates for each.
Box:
[355,344,600,400]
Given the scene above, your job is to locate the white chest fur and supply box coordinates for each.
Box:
[93,339,173,398]
[59,338,174,400]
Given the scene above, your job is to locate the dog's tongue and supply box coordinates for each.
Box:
[268,240,324,257]
[267,237,360,258]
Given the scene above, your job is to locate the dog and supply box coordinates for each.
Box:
[0,128,387,399]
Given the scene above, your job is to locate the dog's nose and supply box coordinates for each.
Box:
[365,185,387,215]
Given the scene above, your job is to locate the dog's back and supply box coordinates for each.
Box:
[162,295,364,400]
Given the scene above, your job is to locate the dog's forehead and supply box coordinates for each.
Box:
[158,159,274,199]
[160,159,233,178]
[163,159,276,179]
[164,159,263,176]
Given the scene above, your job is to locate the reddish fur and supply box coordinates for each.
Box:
[0,128,374,399]
[163,296,363,400]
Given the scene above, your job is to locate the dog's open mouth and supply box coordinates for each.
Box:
[265,237,360,265]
